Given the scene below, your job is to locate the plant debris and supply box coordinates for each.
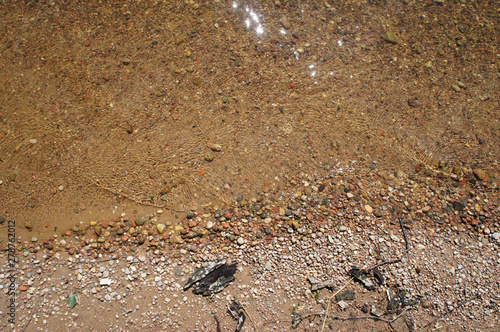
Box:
[184,259,237,296]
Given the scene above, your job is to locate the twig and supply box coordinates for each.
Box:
[399,218,410,250]
[239,301,258,331]
[421,294,481,329]
[320,277,354,332]
[334,315,391,324]
[388,307,410,330]
[213,314,221,332]
[366,258,402,272]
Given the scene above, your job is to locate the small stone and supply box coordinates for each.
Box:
[136,217,147,226]
[206,221,214,229]
[381,30,398,44]
[159,185,171,195]
[338,300,349,310]
[188,220,197,228]
[408,99,420,108]
[138,254,146,262]
[237,237,245,245]
[371,305,385,317]
[224,211,232,219]
[31,237,38,243]
[19,285,28,291]
[364,205,373,213]
[100,278,112,286]
[204,152,214,162]
[280,17,291,29]
[211,144,222,152]
[170,235,183,244]
[451,84,460,92]
[491,232,500,241]
[185,50,192,58]
[473,168,488,181]
[193,77,202,86]
[339,225,348,232]
[421,299,431,308]
[156,224,166,234]
[346,192,354,199]
[94,225,103,236]
[422,206,431,213]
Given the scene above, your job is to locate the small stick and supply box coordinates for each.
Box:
[213,314,221,332]
[367,258,402,272]
[320,277,354,332]
[239,301,258,331]
[399,218,410,250]
[334,315,391,324]
[388,307,410,330]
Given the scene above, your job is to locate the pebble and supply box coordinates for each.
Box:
[421,299,431,309]
[381,30,398,44]
[492,232,500,241]
[100,278,112,286]
[156,223,166,234]
[204,152,214,162]
[364,205,373,213]
[211,144,222,152]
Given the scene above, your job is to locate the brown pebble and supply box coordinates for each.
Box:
[224,211,233,219]
[408,99,420,108]
[473,168,488,181]
[188,220,197,228]
[19,285,28,291]
[84,40,91,47]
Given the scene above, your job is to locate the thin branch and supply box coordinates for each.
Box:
[367,258,402,272]
[320,277,354,332]
[399,218,410,250]
[239,301,258,331]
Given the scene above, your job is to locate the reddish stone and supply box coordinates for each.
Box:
[224,211,232,219]
[162,234,170,241]
[306,213,314,222]
[123,216,130,221]
[102,221,109,228]
[19,285,28,291]
[471,219,479,226]
[122,235,129,242]
[188,220,197,228]
[223,223,230,229]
